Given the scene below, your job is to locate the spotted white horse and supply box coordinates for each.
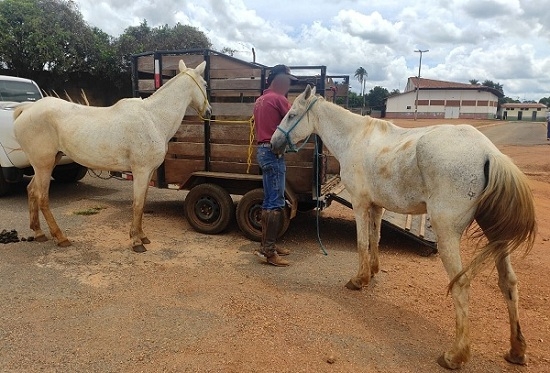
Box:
[14,60,211,253]
[271,85,536,369]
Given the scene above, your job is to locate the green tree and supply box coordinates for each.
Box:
[539,97,550,107]
[0,0,95,79]
[366,86,390,111]
[481,79,504,95]
[116,20,211,67]
[354,66,367,114]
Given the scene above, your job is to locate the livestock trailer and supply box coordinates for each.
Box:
[123,49,436,250]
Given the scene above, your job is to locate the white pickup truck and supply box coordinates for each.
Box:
[0,75,87,196]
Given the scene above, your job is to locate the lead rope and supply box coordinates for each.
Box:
[314,138,328,256]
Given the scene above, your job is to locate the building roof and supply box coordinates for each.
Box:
[501,103,547,109]
[406,77,504,98]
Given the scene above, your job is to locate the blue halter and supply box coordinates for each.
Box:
[276,97,318,153]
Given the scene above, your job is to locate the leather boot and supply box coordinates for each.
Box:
[270,209,290,256]
[255,209,289,266]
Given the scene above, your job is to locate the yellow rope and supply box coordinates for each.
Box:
[182,115,256,174]
[247,116,255,173]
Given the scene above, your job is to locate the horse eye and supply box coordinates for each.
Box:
[288,113,296,119]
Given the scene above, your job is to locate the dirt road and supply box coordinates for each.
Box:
[0,119,548,372]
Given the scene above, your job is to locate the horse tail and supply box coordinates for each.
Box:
[13,103,33,121]
[448,152,537,291]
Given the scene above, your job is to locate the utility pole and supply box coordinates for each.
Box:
[413,49,429,121]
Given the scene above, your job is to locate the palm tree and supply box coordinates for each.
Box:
[469,79,480,85]
[354,66,368,115]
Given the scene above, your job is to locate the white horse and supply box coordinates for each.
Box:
[14,60,211,253]
[271,85,536,369]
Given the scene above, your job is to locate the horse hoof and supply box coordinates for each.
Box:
[437,354,462,370]
[35,235,48,242]
[57,239,72,247]
[344,279,362,291]
[504,351,527,366]
[141,237,151,244]
[132,244,147,253]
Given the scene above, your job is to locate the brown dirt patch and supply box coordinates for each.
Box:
[0,119,548,372]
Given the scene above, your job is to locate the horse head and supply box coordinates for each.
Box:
[271,85,318,155]
[179,60,212,118]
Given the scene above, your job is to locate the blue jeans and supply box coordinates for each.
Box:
[257,146,286,210]
[547,121,550,139]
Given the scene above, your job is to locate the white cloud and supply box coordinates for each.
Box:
[74,0,550,101]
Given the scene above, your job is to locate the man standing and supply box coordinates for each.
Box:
[546,110,550,141]
[253,65,297,266]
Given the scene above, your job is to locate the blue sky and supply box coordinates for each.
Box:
[75,0,550,101]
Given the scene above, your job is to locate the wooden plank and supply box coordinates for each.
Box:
[208,143,314,164]
[210,90,261,98]
[210,161,259,175]
[209,55,255,70]
[209,69,262,79]
[136,54,206,73]
[210,79,262,91]
[208,161,313,194]
[163,159,205,185]
[138,80,155,91]
[212,102,255,117]
[173,123,204,142]
[167,142,204,158]
[287,166,313,194]
[210,123,251,145]
[162,55,205,70]
[136,55,154,73]
[326,155,340,175]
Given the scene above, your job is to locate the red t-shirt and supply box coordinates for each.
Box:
[253,89,291,143]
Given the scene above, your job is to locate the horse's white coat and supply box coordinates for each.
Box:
[14,60,211,252]
[271,86,536,369]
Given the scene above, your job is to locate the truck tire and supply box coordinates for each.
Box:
[184,183,234,234]
[236,188,290,242]
[0,171,10,196]
[52,164,88,183]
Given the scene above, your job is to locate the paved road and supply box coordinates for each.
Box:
[478,120,548,146]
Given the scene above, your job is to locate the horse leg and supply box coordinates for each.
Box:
[129,169,153,253]
[436,232,471,369]
[368,206,383,275]
[27,176,48,242]
[33,160,70,247]
[345,204,371,290]
[496,255,527,365]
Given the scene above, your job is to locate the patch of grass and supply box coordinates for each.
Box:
[73,206,106,216]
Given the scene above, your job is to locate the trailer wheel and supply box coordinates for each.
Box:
[236,188,290,242]
[184,183,234,234]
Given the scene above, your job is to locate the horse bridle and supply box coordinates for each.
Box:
[183,70,210,117]
[276,97,318,152]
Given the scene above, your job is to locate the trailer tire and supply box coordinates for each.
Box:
[184,183,234,234]
[236,188,290,242]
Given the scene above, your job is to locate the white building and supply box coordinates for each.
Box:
[385,77,502,119]
[500,103,547,122]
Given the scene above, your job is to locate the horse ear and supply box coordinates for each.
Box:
[179,60,187,72]
[195,61,207,76]
[304,84,316,99]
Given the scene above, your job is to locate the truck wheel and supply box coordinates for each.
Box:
[184,183,234,234]
[0,171,10,196]
[52,164,88,183]
[236,188,290,242]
